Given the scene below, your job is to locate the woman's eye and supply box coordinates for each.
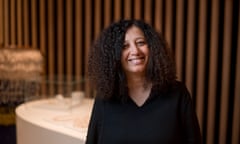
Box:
[137,41,146,46]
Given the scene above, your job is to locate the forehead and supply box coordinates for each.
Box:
[125,26,145,39]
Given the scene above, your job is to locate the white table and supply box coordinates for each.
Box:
[16,98,94,144]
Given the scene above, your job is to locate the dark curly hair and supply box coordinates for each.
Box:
[88,19,176,100]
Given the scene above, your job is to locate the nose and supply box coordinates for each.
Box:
[129,43,139,54]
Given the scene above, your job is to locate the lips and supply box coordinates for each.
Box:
[128,57,145,64]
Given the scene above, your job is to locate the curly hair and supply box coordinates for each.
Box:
[88,19,176,100]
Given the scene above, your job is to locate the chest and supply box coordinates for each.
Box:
[100,98,183,144]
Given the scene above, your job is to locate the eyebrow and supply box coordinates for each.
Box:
[124,37,145,42]
[136,37,145,40]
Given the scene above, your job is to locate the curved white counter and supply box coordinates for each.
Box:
[16,98,94,144]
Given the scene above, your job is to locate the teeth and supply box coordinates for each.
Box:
[130,59,143,64]
[129,57,144,61]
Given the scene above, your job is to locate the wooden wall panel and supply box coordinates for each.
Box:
[31,0,38,48]
[206,0,219,143]
[47,0,55,95]
[75,0,83,80]
[232,10,240,143]
[94,0,102,39]
[114,0,121,21]
[196,0,207,132]
[66,0,73,77]
[4,0,9,46]
[134,0,142,19]
[10,0,16,44]
[1,0,239,144]
[154,0,163,32]
[17,0,23,46]
[84,0,92,97]
[175,0,184,81]
[39,0,46,55]
[185,0,195,95]
[124,0,131,19]
[0,0,3,47]
[47,0,55,76]
[104,0,111,28]
[144,0,152,24]
[23,0,29,45]
[57,0,64,76]
[219,1,233,143]
[165,0,173,49]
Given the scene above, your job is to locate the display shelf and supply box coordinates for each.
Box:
[16,98,94,144]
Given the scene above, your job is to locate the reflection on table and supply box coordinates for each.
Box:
[16,98,94,144]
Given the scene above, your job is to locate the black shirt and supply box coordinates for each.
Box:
[86,81,202,144]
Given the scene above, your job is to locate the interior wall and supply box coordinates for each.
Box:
[0,0,239,144]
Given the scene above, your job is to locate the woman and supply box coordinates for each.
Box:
[86,19,202,144]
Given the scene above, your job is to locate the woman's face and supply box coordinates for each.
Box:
[121,26,149,76]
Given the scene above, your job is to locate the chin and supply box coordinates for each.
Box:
[128,68,146,74]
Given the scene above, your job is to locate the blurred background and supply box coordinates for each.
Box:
[0,0,239,144]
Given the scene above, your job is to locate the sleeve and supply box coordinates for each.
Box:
[85,98,103,144]
[180,86,202,144]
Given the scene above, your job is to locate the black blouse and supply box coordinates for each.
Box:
[86,81,202,144]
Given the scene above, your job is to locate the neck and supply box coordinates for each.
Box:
[127,77,146,89]
[126,74,152,92]
[126,76,152,107]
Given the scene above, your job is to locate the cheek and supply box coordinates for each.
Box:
[120,51,129,71]
[142,47,150,59]
[144,46,150,54]
[120,50,127,62]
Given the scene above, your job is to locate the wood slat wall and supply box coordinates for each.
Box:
[0,0,3,47]
[0,0,239,144]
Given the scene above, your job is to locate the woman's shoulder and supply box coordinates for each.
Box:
[167,80,189,93]
[94,96,118,107]
[163,80,192,101]
[93,97,106,106]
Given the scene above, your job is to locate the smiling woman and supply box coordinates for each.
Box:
[86,19,202,144]
[121,26,151,107]
[121,26,149,78]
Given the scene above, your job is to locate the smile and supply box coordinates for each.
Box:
[128,57,145,64]
[128,57,145,61]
